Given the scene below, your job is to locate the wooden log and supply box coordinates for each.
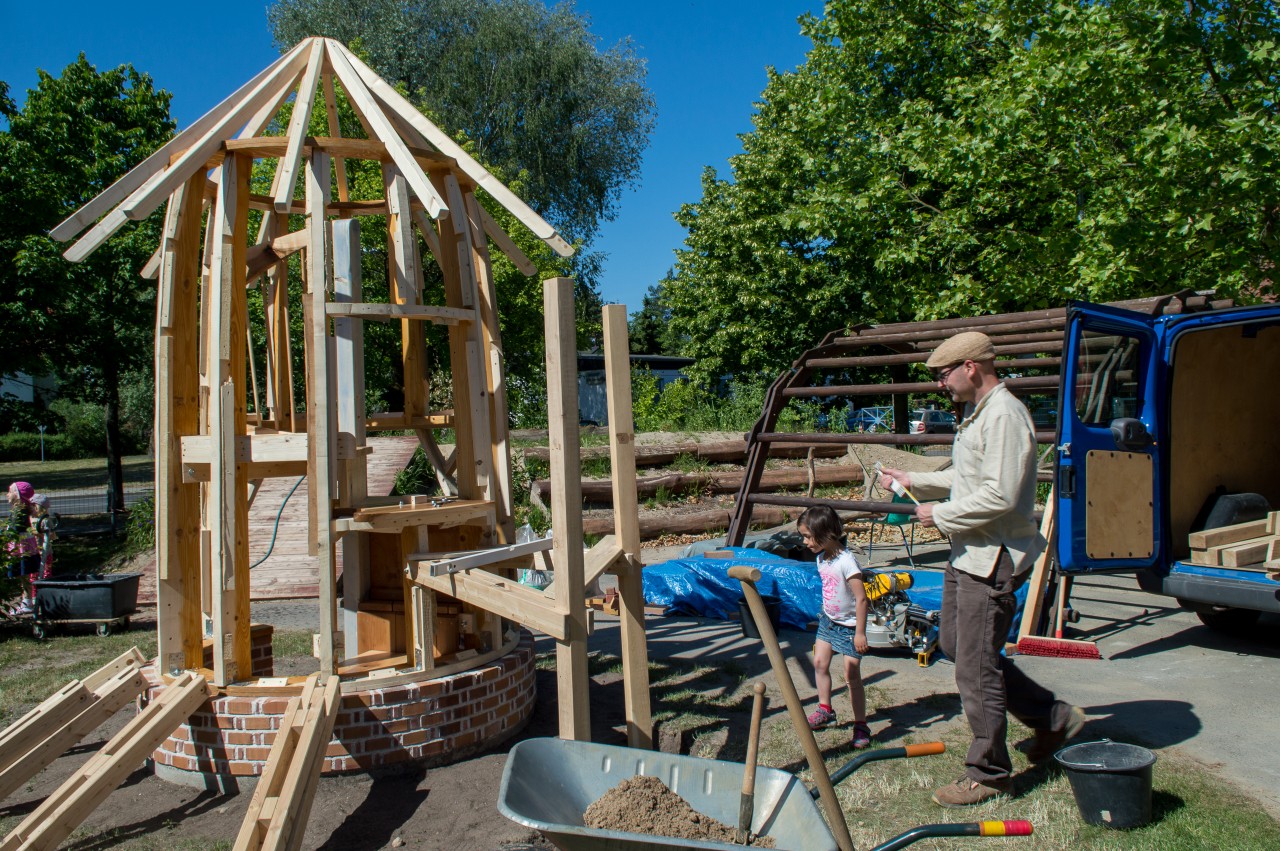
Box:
[533,463,866,505]
[520,439,847,466]
[581,506,804,538]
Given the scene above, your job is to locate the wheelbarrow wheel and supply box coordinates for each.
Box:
[32,622,46,640]
[96,622,111,637]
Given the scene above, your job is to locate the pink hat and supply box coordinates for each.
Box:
[8,481,34,502]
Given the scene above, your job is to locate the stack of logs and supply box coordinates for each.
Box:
[1188,512,1280,579]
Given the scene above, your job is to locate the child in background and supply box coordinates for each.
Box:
[6,481,39,614]
[31,494,55,580]
[798,505,873,748]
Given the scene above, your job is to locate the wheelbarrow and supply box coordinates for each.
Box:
[498,737,1027,850]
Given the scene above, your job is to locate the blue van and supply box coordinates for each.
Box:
[1056,299,1280,631]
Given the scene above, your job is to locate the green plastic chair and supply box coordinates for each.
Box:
[869,492,917,568]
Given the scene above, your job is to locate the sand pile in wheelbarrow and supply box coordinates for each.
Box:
[584,775,777,847]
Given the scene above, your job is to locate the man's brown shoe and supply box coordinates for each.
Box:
[932,776,1007,808]
[1025,705,1087,762]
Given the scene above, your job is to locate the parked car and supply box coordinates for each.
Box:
[910,409,956,434]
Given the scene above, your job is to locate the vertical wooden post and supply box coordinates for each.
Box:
[229,155,252,681]
[602,305,652,749]
[155,174,206,674]
[207,155,251,685]
[385,164,427,425]
[306,151,339,678]
[333,219,368,660]
[261,212,294,432]
[545,277,589,741]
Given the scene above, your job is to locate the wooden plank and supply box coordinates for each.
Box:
[306,151,339,679]
[336,499,495,535]
[545,277,589,740]
[274,40,324,213]
[1220,538,1276,568]
[407,567,568,640]
[0,673,207,851]
[582,536,625,588]
[338,42,572,256]
[603,303,652,749]
[324,302,474,324]
[409,536,554,577]
[1017,495,1057,641]
[51,40,311,242]
[324,41,448,220]
[0,666,146,801]
[321,72,351,204]
[477,204,537,276]
[155,175,207,672]
[273,676,340,851]
[0,682,90,772]
[234,676,315,851]
[181,433,312,465]
[1188,518,1273,550]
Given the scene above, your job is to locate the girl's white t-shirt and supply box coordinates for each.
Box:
[818,549,863,627]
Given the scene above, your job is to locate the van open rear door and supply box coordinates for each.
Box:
[1056,303,1165,573]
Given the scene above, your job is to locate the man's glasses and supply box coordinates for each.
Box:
[934,363,964,383]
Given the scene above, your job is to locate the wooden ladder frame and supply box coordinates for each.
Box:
[1,671,208,851]
[234,674,341,851]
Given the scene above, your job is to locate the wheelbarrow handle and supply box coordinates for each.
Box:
[813,742,946,798]
[870,820,1033,851]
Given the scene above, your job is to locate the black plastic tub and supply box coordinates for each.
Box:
[1055,739,1157,829]
[33,573,141,622]
[738,594,782,640]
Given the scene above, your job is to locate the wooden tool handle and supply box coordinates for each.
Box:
[743,682,766,796]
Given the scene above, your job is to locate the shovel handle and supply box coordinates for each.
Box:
[743,682,766,797]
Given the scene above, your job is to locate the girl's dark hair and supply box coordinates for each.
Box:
[798,506,843,549]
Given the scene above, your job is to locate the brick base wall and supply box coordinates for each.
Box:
[147,630,536,779]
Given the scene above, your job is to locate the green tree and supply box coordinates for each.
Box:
[666,0,1280,382]
[0,57,174,512]
[267,0,656,245]
[628,279,685,355]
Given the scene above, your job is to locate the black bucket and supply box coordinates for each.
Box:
[737,595,782,640]
[1055,739,1156,829]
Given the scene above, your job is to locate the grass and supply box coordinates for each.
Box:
[0,455,153,490]
[0,626,158,726]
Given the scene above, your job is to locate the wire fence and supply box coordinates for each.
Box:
[41,485,153,517]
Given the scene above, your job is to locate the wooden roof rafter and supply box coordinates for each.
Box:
[52,36,573,270]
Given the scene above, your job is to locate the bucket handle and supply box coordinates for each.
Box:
[1056,737,1114,769]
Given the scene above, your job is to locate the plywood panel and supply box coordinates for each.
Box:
[1085,450,1154,559]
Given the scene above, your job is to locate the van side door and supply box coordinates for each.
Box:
[1056,303,1165,573]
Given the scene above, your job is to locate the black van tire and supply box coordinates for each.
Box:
[1184,603,1261,633]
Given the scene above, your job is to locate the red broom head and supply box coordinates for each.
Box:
[1016,636,1102,660]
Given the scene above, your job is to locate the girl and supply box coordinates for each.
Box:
[799,505,872,748]
[6,481,38,614]
[30,494,55,580]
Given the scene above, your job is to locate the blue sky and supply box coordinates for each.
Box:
[1,1,816,311]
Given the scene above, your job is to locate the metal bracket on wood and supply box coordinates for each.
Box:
[407,535,554,577]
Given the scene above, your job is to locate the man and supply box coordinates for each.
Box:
[879,331,1084,807]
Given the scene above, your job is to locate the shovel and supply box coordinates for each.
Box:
[736,681,767,844]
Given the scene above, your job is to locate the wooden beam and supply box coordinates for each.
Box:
[155,174,208,673]
[274,40,325,214]
[407,567,569,640]
[408,536,554,577]
[477,204,537,276]
[545,277,589,740]
[603,303,652,749]
[0,672,208,851]
[324,41,449,220]
[321,72,351,204]
[306,151,339,679]
[339,43,573,257]
[51,40,312,243]
[324,302,474,324]
[333,499,495,536]
[582,535,625,588]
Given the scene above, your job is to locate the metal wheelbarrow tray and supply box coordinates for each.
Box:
[498,737,836,851]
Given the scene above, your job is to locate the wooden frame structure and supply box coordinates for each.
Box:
[54,38,652,748]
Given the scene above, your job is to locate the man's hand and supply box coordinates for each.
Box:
[915,503,935,527]
[877,467,911,491]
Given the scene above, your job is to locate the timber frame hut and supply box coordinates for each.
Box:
[46,35,651,812]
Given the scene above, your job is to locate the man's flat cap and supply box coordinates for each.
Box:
[926,331,996,368]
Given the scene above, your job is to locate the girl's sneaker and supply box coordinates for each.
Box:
[807,705,837,730]
[852,722,872,749]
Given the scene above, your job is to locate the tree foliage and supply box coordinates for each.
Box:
[666,0,1280,382]
[267,0,656,245]
[0,57,174,508]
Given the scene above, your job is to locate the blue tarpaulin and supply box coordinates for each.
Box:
[641,548,1025,639]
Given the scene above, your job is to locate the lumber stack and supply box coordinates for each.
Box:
[1188,512,1280,570]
